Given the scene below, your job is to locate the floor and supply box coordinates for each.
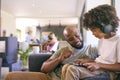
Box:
[1,62,27,80]
[1,67,9,80]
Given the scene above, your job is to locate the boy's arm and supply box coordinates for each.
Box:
[74,58,95,65]
[98,63,120,72]
[84,62,120,72]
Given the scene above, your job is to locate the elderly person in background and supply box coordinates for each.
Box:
[47,32,59,52]
[42,32,59,53]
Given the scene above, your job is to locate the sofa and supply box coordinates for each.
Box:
[29,41,70,72]
[28,53,120,80]
[29,53,52,72]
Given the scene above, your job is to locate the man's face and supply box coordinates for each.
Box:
[64,30,83,49]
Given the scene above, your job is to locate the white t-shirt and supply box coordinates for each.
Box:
[25,34,31,43]
[50,41,59,52]
[95,35,120,64]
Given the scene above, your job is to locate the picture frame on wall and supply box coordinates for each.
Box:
[0,41,6,53]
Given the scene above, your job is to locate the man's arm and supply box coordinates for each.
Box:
[41,58,61,73]
[41,49,74,73]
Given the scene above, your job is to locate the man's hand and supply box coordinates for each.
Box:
[58,50,74,62]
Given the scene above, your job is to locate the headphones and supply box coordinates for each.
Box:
[98,22,114,34]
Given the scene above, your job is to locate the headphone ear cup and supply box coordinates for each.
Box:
[96,22,113,34]
[103,25,113,34]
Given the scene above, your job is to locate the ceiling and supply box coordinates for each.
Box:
[1,0,85,18]
[1,0,85,24]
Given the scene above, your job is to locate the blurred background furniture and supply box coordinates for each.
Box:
[0,37,18,71]
[29,43,43,52]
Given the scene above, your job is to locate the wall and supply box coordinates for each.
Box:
[1,11,16,37]
[115,0,120,18]
[115,0,120,35]
[40,25,66,40]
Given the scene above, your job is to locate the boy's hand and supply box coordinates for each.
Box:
[74,59,94,65]
[83,62,101,71]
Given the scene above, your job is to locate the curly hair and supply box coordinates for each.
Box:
[83,4,119,32]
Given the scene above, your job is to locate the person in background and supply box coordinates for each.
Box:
[47,32,59,52]
[43,32,59,53]
[40,34,49,44]
[10,33,13,37]
[36,38,40,43]
[3,30,6,37]
[73,4,120,80]
[25,32,31,44]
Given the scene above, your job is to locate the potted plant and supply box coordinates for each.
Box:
[17,46,32,69]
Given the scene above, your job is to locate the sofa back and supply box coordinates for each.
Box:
[29,53,52,72]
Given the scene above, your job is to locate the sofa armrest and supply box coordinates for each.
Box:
[29,53,52,72]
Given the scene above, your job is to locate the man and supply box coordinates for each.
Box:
[5,26,98,80]
[41,26,98,80]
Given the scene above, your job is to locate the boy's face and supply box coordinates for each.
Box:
[90,27,104,39]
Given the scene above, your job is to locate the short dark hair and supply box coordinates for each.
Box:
[83,4,119,32]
